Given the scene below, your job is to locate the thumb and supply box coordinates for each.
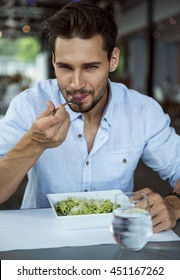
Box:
[37,101,55,119]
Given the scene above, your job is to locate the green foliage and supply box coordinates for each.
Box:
[0,36,40,61]
[16,37,40,61]
[0,38,16,56]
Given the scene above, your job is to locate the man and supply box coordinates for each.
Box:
[0,2,179,233]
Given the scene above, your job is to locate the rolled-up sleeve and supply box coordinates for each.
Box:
[0,94,30,158]
[141,98,180,187]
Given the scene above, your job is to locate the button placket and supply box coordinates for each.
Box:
[81,157,91,192]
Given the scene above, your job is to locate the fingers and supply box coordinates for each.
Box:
[37,101,66,119]
[36,101,68,129]
[46,100,56,115]
[152,195,177,232]
[138,188,176,233]
[45,113,70,145]
[37,101,56,119]
[149,193,168,232]
[30,101,70,148]
[136,187,153,196]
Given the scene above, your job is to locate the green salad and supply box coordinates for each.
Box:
[55,196,113,216]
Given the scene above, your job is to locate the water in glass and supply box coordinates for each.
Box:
[110,192,153,251]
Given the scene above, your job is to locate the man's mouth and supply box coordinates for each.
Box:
[65,89,93,104]
[68,91,91,104]
[71,95,87,103]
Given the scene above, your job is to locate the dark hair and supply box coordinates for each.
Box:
[43,2,118,60]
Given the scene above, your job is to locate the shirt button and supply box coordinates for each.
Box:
[86,161,89,165]
[84,189,88,192]
[78,134,82,138]
[123,159,127,163]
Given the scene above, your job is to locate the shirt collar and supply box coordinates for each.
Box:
[101,80,113,127]
[66,107,83,122]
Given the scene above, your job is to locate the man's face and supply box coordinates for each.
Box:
[52,35,119,113]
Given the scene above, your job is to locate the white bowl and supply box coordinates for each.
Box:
[47,189,122,230]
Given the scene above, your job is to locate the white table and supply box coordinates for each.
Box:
[0,208,179,259]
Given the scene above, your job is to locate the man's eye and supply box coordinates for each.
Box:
[58,65,72,70]
[85,65,98,70]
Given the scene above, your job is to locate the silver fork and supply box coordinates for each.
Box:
[51,99,76,115]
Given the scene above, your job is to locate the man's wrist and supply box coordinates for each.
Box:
[164,191,180,200]
[164,194,180,221]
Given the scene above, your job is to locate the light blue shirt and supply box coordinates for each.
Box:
[0,79,180,208]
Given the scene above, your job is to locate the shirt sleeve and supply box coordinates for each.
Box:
[141,98,180,188]
[0,93,32,157]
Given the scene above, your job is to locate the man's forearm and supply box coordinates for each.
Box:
[0,132,45,204]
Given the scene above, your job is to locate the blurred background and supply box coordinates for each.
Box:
[0,0,180,209]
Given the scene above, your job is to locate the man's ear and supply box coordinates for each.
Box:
[109,47,120,72]
[52,52,55,67]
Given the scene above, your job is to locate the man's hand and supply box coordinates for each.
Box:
[138,188,178,233]
[29,101,70,149]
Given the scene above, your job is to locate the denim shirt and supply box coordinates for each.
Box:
[0,79,180,208]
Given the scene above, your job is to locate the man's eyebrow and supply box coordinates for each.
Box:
[55,61,102,66]
[83,62,102,66]
[55,62,71,66]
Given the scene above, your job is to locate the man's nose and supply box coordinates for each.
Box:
[70,70,85,90]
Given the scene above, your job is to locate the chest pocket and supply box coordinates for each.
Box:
[92,146,143,189]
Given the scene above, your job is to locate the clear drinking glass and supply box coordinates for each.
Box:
[110,192,153,251]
